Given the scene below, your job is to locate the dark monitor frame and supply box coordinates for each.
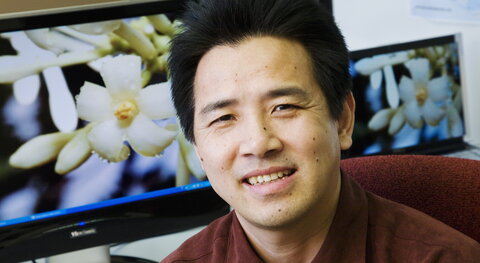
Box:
[0,1,229,262]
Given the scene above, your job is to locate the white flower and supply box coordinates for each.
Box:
[147,14,176,36]
[355,51,409,76]
[446,104,463,138]
[76,55,177,162]
[69,20,122,35]
[175,129,205,186]
[0,32,81,132]
[367,107,406,135]
[25,28,97,55]
[399,58,450,128]
[9,125,94,174]
[55,124,93,174]
[9,132,74,169]
[355,51,412,109]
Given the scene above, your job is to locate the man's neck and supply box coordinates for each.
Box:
[236,178,341,263]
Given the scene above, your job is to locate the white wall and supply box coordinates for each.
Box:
[334,0,480,146]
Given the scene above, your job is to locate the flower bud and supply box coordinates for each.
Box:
[9,132,74,169]
[55,127,92,174]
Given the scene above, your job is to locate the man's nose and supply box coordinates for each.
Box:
[238,118,283,158]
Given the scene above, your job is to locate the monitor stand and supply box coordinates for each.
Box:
[45,245,157,263]
[46,246,110,263]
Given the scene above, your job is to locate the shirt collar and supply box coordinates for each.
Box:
[312,171,368,263]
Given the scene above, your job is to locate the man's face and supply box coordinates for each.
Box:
[193,36,354,229]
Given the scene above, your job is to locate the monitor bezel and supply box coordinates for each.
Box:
[0,1,230,261]
[345,34,466,158]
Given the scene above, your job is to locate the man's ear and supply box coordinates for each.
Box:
[337,91,355,151]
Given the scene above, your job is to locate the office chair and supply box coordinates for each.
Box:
[341,154,480,242]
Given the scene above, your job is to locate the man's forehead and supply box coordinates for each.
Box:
[195,38,312,84]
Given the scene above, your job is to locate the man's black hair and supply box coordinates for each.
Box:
[168,0,351,142]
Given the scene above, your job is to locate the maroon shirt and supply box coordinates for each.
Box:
[162,172,480,262]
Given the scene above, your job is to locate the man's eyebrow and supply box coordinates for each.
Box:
[198,87,308,115]
[264,86,310,100]
[199,99,238,115]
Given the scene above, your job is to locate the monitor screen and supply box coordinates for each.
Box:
[347,35,465,157]
[0,1,229,261]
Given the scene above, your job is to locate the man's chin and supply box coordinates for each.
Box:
[235,206,305,231]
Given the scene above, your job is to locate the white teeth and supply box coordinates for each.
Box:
[246,170,292,185]
[248,177,258,185]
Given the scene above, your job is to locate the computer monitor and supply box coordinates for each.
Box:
[347,34,466,157]
[0,1,229,261]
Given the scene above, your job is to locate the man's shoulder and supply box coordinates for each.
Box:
[366,192,480,262]
[161,212,234,263]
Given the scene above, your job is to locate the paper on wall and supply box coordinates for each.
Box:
[411,0,480,24]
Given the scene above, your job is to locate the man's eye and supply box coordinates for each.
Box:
[274,104,297,111]
[211,114,234,125]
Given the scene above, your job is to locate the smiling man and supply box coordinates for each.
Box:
[163,0,480,262]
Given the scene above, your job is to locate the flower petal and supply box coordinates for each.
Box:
[126,114,177,157]
[176,149,190,186]
[369,70,382,90]
[355,57,383,76]
[43,67,78,132]
[87,55,113,72]
[383,65,399,109]
[354,51,410,75]
[398,76,415,102]
[368,108,394,131]
[88,119,129,162]
[13,74,40,105]
[9,132,74,169]
[55,125,93,174]
[0,56,42,83]
[404,58,430,83]
[136,81,176,120]
[421,99,445,126]
[388,109,405,135]
[447,105,463,137]
[403,101,423,129]
[427,75,450,102]
[76,81,113,122]
[148,14,175,36]
[178,131,205,179]
[69,21,121,35]
[26,28,91,54]
[113,22,157,60]
[100,55,142,99]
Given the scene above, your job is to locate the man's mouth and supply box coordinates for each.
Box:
[244,169,295,186]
